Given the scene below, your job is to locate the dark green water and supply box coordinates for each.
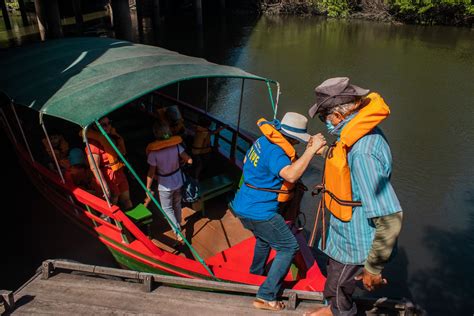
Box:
[2,13,473,315]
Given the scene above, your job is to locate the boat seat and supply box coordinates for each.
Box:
[193,174,235,214]
[125,203,153,237]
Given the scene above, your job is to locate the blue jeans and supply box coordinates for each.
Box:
[239,213,299,301]
[158,188,182,234]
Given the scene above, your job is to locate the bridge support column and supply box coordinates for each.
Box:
[0,0,12,30]
[18,0,29,26]
[195,0,202,26]
[72,0,83,33]
[111,0,133,41]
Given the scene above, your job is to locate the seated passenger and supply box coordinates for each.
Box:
[145,121,192,242]
[42,130,70,171]
[84,117,133,210]
[191,116,226,179]
[165,105,185,137]
[65,148,96,193]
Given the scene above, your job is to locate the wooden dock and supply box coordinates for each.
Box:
[1,260,418,315]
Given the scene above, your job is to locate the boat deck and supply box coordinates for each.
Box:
[6,263,324,315]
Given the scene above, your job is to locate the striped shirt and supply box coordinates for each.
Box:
[321,127,402,265]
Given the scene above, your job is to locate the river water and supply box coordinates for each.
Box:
[2,13,473,315]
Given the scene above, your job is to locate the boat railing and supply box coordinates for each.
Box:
[9,133,164,256]
[157,92,254,169]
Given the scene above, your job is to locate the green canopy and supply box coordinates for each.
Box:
[0,37,272,127]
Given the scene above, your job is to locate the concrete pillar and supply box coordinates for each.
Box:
[72,0,83,33]
[34,0,63,40]
[18,0,29,26]
[136,0,144,37]
[34,0,46,40]
[195,0,202,27]
[0,0,12,30]
[111,0,133,41]
[45,0,62,38]
[151,0,160,29]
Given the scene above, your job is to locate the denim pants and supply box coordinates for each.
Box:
[239,213,299,301]
[158,188,182,234]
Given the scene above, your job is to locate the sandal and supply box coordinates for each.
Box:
[253,298,285,311]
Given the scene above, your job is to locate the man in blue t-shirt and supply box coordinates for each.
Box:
[231,112,326,311]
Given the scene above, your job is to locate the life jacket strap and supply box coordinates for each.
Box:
[157,167,181,177]
[311,185,362,207]
[245,182,292,194]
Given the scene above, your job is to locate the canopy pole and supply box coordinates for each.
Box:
[0,108,18,144]
[82,125,112,208]
[177,82,180,101]
[39,113,66,184]
[95,120,218,280]
[275,82,281,119]
[266,81,277,120]
[11,102,35,162]
[236,79,245,135]
[205,78,209,113]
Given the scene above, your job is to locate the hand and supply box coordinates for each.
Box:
[316,144,328,156]
[354,268,387,291]
[306,133,326,155]
[144,190,154,207]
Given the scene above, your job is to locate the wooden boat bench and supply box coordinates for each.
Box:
[192,174,235,215]
[125,203,153,237]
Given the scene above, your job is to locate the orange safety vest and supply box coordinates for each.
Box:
[245,118,296,203]
[192,126,212,155]
[322,92,390,221]
[84,128,126,171]
[145,136,183,155]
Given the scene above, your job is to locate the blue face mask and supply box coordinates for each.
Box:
[326,112,358,136]
[325,120,336,134]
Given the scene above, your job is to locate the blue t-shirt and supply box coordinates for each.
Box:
[231,136,291,220]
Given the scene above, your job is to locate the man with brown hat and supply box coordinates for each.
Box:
[305,77,403,316]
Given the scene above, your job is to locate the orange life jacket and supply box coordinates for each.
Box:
[246,118,296,203]
[84,128,126,171]
[192,126,212,155]
[146,136,183,155]
[322,92,390,221]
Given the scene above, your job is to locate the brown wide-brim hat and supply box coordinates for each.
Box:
[308,77,370,119]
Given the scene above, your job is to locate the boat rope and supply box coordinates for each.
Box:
[96,121,218,280]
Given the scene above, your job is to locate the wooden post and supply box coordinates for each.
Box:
[195,0,202,27]
[18,0,29,26]
[42,261,53,280]
[0,290,14,312]
[0,0,12,30]
[111,0,133,41]
[72,0,83,33]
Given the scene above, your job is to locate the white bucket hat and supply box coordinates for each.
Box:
[279,112,311,143]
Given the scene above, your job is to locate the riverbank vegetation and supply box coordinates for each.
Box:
[258,0,474,26]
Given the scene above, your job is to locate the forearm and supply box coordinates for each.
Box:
[146,166,155,190]
[281,150,315,183]
[365,211,403,274]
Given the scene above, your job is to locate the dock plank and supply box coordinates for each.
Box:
[12,272,324,315]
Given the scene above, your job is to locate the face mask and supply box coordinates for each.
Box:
[325,120,336,134]
[326,112,358,136]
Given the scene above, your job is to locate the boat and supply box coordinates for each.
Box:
[0,37,327,294]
